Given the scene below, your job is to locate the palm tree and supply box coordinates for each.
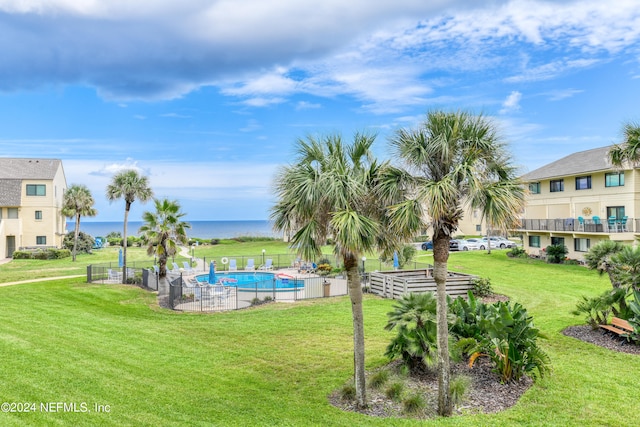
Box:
[106,169,153,283]
[138,199,190,286]
[388,110,524,416]
[271,133,411,408]
[62,184,97,262]
[609,121,640,167]
[584,240,625,289]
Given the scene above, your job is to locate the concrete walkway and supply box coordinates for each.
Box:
[0,275,86,287]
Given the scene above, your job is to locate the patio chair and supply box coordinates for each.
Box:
[259,258,273,271]
[245,259,255,271]
[108,269,122,282]
[171,262,181,273]
[619,216,629,232]
[607,216,618,232]
[577,216,585,231]
[182,261,194,273]
[229,259,237,271]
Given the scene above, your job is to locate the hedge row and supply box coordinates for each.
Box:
[12,248,71,260]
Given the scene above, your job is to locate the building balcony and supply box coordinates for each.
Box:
[517,218,635,234]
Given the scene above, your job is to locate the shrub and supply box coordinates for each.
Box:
[368,370,389,390]
[572,288,627,329]
[468,300,551,383]
[210,238,220,245]
[545,244,568,264]
[385,382,404,401]
[506,246,527,258]
[12,250,32,259]
[317,263,332,276]
[450,375,471,407]
[13,248,70,260]
[471,277,493,298]
[402,393,426,414]
[340,383,356,401]
[449,292,486,341]
[384,293,438,372]
[63,231,95,254]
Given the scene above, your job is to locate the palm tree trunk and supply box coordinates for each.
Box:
[345,254,366,408]
[72,213,81,262]
[433,235,452,416]
[122,203,130,284]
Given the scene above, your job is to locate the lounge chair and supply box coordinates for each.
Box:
[229,259,237,271]
[171,262,181,273]
[108,269,122,282]
[259,259,273,271]
[245,259,255,271]
[182,261,194,273]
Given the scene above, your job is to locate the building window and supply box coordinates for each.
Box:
[550,179,564,192]
[35,210,42,220]
[36,236,46,245]
[575,176,591,190]
[606,206,625,219]
[7,208,18,219]
[551,237,565,247]
[575,238,590,252]
[26,184,46,196]
[529,182,541,194]
[475,224,482,232]
[605,172,624,187]
[529,236,541,248]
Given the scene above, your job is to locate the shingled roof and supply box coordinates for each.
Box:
[521,146,617,182]
[0,158,63,180]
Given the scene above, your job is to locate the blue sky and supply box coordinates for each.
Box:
[1,0,639,221]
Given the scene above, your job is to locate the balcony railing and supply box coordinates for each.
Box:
[518,218,635,233]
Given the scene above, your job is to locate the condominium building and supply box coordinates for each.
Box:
[0,158,68,258]
[518,145,636,260]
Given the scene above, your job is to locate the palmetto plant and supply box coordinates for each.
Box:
[384,292,438,371]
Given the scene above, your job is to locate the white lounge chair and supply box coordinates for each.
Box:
[229,259,237,271]
[245,259,255,271]
[259,259,273,271]
[171,262,181,273]
[182,261,194,273]
[108,269,122,282]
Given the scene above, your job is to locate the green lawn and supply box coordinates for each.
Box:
[0,249,638,426]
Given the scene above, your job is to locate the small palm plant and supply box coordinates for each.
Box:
[385,293,438,372]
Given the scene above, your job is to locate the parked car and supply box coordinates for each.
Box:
[480,236,517,249]
[421,241,433,250]
[450,239,480,251]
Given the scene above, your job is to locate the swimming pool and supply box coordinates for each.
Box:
[195,272,303,290]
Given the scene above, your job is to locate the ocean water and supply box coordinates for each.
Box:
[70,220,280,239]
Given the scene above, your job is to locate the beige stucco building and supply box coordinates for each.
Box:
[518,145,637,260]
[0,158,68,258]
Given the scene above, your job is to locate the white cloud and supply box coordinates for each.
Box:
[500,91,522,114]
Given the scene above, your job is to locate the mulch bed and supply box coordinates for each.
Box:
[330,294,639,419]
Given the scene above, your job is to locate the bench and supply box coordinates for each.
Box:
[599,317,634,341]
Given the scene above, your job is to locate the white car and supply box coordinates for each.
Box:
[452,239,481,251]
[479,237,517,249]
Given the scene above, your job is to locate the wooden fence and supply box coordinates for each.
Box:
[369,269,476,300]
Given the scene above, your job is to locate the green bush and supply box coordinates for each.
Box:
[12,248,71,260]
[545,244,568,264]
[385,382,404,401]
[368,370,389,390]
[63,231,95,254]
[402,393,426,414]
[466,300,551,383]
[450,375,471,407]
[384,293,438,372]
[340,383,356,401]
[506,246,527,258]
[572,288,627,330]
[11,251,32,259]
[471,277,494,297]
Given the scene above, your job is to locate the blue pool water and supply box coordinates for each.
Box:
[195,272,303,290]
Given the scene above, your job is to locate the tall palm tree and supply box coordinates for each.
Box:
[106,169,153,283]
[609,121,640,167]
[138,199,190,286]
[271,133,411,408]
[62,184,98,261]
[388,110,524,416]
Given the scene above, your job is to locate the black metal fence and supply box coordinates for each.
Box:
[168,275,347,312]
